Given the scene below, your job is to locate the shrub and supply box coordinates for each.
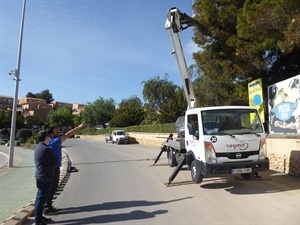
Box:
[0,128,10,139]
[78,123,177,136]
[16,128,33,143]
[27,133,38,144]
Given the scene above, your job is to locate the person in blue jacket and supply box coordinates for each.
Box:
[44,123,85,215]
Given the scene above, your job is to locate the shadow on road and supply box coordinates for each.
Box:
[52,209,168,224]
[199,170,300,195]
[49,197,192,224]
[56,197,193,215]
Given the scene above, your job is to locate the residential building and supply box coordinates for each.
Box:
[72,103,85,115]
[0,95,14,110]
[18,97,47,105]
[51,101,73,110]
[1,96,85,125]
[18,97,52,124]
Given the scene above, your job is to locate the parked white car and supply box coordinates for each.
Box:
[111,130,130,144]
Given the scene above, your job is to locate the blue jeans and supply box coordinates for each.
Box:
[34,178,53,225]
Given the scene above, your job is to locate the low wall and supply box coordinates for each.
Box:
[81,132,169,147]
[266,135,300,176]
[81,133,300,176]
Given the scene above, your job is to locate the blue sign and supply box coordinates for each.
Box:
[274,102,295,121]
[253,94,262,106]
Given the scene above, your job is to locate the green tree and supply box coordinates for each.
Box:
[192,0,300,103]
[16,112,24,129]
[26,89,54,103]
[142,75,186,124]
[47,107,74,128]
[141,102,158,125]
[236,0,300,83]
[82,97,115,128]
[189,64,236,106]
[110,96,145,127]
[25,115,40,128]
[159,88,187,123]
[0,110,11,128]
[73,114,83,127]
[142,74,176,109]
[193,0,243,82]
[26,92,36,98]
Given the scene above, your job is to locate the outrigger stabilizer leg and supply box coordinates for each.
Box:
[153,145,167,165]
[168,155,187,185]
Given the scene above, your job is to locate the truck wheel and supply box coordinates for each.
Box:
[191,160,203,184]
[168,148,177,167]
[105,139,108,143]
[241,172,254,180]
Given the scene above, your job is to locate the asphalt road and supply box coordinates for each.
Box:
[25,138,300,225]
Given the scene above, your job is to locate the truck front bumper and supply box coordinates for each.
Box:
[197,159,269,175]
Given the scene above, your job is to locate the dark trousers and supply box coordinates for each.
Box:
[46,167,60,208]
[35,178,53,224]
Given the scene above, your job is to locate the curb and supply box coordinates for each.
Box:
[1,150,70,225]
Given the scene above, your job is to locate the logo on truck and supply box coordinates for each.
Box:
[226,143,248,150]
[210,136,217,143]
[235,153,242,159]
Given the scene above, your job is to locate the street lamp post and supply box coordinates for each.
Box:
[8,0,27,168]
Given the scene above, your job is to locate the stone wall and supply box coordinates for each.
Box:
[268,152,300,175]
[81,132,169,147]
[267,136,300,176]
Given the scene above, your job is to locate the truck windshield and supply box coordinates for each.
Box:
[201,109,263,135]
[116,131,125,135]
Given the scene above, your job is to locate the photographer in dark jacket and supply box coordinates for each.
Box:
[34,131,57,225]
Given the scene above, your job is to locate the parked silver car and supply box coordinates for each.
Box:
[110,130,130,144]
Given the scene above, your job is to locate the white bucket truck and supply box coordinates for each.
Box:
[153,7,269,184]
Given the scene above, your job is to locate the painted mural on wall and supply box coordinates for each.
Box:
[268,75,300,134]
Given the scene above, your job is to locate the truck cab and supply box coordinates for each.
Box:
[184,106,269,183]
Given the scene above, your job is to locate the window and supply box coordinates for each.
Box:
[201,109,263,135]
[187,114,199,139]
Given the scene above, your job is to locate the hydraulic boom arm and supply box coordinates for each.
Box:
[165,7,199,109]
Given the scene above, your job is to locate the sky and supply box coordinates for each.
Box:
[0,0,198,105]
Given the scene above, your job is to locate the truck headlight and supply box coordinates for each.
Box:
[204,141,217,163]
[258,138,267,160]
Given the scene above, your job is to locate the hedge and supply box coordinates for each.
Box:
[78,123,177,136]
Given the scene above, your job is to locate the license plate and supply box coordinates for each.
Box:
[231,168,252,174]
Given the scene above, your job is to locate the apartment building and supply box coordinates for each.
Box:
[18,97,47,105]
[0,96,85,125]
[21,102,53,123]
[72,103,85,115]
[0,95,13,110]
[51,100,73,110]
[17,97,52,123]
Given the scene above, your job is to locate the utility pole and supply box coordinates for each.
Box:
[8,0,27,168]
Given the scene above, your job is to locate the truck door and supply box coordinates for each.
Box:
[186,113,201,158]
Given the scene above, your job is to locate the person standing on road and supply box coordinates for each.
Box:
[166,133,173,142]
[34,131,57,225]
[45,123,85,215]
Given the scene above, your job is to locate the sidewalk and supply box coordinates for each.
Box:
[0,146,69,225]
